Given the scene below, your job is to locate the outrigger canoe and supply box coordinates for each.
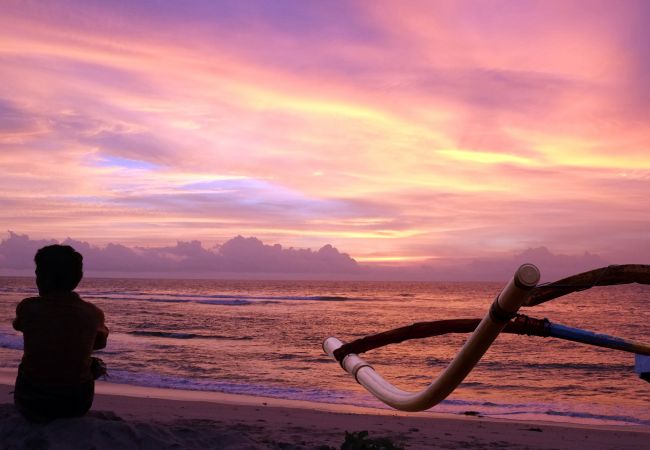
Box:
[323,264,650,412]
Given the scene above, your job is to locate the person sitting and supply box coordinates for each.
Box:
[12,244,109,422]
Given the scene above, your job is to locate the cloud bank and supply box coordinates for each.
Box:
[0,232,621,282]
[0,232,359,278]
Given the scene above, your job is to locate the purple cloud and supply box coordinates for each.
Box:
[0,232,359,276]
[0,232,57,271]
[0,99,41,134]
[0,233,626,282]
[465,247,609,282]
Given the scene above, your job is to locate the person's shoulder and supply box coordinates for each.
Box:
[16,296,43,313]
[75,294,105,315]
[17,296,42,307]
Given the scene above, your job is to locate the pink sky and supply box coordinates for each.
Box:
[0,1,648,277]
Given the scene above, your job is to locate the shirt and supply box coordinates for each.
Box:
[13,292,109,385]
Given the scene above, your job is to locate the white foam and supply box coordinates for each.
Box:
[0,330,23,351]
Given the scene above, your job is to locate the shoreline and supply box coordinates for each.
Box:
[2,368,648,430]
[2,375,649,449]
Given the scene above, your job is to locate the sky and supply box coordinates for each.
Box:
[0,1,648,279]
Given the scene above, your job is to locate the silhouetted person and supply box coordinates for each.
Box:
[12,245,109,422]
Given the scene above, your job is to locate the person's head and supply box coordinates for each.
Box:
[34,245,83,294]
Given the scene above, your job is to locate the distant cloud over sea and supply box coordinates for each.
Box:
[0,232,621,282]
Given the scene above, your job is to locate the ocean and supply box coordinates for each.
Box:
[1,277,648,427]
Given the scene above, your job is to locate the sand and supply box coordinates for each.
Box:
[0,377,648,449]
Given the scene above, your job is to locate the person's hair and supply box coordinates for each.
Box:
[35,245,83,293]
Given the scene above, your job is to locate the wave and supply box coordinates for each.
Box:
[0,284,361,304]
[195,299,252,306]
[0,331,23,350]
[524,361,632,372]
[544,409,650,426]
[98,367,650,427]
[82,291,359,305]
[128,330,253,340]
[451,359,633,373]
[438,398,650,426]
[99,297,255,305]
[0,287,37,296]
[308,296,352,301]
[104,369,341,403]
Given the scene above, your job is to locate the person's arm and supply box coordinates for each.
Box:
[12,301,25,331]
[93,309,109,350]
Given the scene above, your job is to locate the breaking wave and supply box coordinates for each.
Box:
[128,331,253,340]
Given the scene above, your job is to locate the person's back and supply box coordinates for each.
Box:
[12,245,109,422]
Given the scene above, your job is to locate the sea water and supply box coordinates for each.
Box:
[1,277,648,427]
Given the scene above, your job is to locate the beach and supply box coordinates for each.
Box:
[1,377,649,449]
[2,279,649,448]
[3,279,649,428]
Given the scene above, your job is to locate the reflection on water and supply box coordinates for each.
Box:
[0,277,648,426]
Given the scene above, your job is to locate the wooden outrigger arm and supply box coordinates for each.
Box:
[330,315,650,363]
[323,264,650,412]
[323,264,540,412]
[526,264,650,306]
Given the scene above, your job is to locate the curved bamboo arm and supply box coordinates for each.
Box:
[331,314,650,360]
[525,264,650,306]
[332,316,553,361]
[323,264,540,412]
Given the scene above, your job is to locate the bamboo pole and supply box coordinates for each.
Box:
[323,264,540,412]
